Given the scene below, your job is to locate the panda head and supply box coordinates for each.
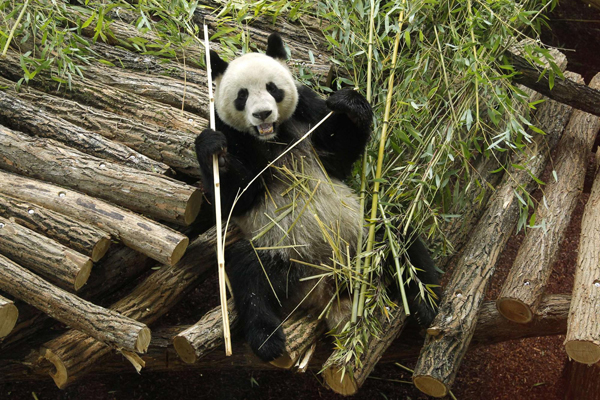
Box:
[209,34,299,141]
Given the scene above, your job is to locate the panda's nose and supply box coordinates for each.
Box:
[252,110,272,121]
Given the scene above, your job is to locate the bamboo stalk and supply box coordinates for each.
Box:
[203,24,232,357]
[358,5,406,318]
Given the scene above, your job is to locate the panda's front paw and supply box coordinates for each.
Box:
[246,319,286,362]
[195,129,227,167]
[326,88,373,127]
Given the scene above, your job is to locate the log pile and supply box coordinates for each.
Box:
[1,1,600,397]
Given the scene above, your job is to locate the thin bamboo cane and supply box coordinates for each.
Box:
[203,24,231,356]
[357,6,406,318]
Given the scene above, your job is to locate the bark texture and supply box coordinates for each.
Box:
[0,254,150,354]
[0,171,189,266]
[40,228,241,389]
[497,73,599,323]
[0,192,111,262]
[0,77,200,177]
[0,295,18,338]
[412,94,573,398]
[0,215,92,291]
[0,90,170,174]
[0,124,201,226]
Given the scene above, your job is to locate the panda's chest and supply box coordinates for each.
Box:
[233,152,360,262]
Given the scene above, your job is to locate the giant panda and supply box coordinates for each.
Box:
[195,33,439,362]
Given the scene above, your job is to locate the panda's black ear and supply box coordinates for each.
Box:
[209,50,228,79]
[266,33,288,60]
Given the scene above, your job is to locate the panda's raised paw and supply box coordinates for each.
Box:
[326,88,373,127]
[195,129,227,166]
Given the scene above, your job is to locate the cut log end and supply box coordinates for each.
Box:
[91,237,112,262]
[73,260,93,292]
[270,353,296,369]
[413,375,448,398]
[496,297,533,324]
[322,367,358,396]
[565,340,600,365]
[184,190,203,226]
[0,301,18,338]
[172,335,198,364]
[135,327,152,353]
[169,237,190,266]
[41,347,69,389]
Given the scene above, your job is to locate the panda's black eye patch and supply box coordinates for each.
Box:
[266,82,285,103]
[234,88,249,111]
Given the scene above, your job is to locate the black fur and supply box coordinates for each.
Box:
[195,48,439,362]
[266,82,285,103]
[234,88,248,111]
[209,50,228,79]
[265,33,288,60]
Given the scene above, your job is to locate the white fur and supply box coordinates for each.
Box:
[214,53,298,139]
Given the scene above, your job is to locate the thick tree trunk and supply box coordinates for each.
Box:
[0,51,207,135]
[0,171,189,266]
[0,90,170,175]
[40,228,241,389]
[0,294,571,383]
[0,254,151,354]
[509,50,600,118]
[0,216,92,291]
[0,77,200,177]
[0,192,111,262]
[173,299,238,364]
[565,131,600,365]
[1,244,154,350]
[322,309,408,396]
[0,295,18,338]
[497,72,599,323]
[412,94,573,398]
[0,124,201,226]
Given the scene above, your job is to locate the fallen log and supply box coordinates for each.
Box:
[0,295,18,338]
[0,215,92,291]
[0,76,200,177]
[1,244,154,350]
[40,227,241,389]
[173,299,238,364]
[509,51,600,118]
[0,294,570,382]
[412,94,573,398]
[0,171,188,266]
[0,254,151,354]
[323,308,408,396]
[270,312,325,370]
[0,90,170,175]
[565,138,600,364]
[0,124,201,226]
[497,72,598,323]
[0,51,207,135]
[0,193,111,262]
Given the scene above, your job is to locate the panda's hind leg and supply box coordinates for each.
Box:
[226,240,288,362]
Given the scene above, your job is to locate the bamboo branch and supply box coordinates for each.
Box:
[0,171,188,266]
[0,254,150,353]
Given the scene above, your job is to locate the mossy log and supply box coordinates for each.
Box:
[0,192,110,262]
[0,171,188,266]
[412,94,573,398]
[0,90,170,175]
[40,228,241,389]
[1,245,154,351]
[0,124,201,226]
[0,51,207,135]
[497,72,598,323]
[0,254,150,354]
[0,294,570,382]
[0,215,92,291]
[0,295,18,338]
[0,77,200,177]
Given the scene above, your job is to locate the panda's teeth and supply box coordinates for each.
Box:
[257,123,274,135]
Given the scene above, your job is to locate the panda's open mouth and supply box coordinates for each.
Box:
[256,123,274,136]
